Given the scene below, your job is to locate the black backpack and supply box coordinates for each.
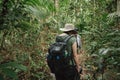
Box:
[47,35,73,73]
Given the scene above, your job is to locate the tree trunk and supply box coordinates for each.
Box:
[54,0,59,12]
[117,0,120,16]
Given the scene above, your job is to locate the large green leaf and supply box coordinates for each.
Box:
[15,21,32,31]
[0,74,4,80]
[0,62,27,71]
[2,68,18,79]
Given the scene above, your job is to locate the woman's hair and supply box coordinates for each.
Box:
[64,30,77,34]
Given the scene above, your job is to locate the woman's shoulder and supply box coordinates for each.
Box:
[59,33,68,36]
[56,33,68,42]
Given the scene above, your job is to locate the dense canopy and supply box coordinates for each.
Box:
[0,0,120,80]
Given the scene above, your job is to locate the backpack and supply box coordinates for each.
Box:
[47,35,73,73]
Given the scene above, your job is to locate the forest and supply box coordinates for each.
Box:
[0,0,120,80]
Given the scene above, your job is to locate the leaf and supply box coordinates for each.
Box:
[14,64,27,71]
[99,48,109,55]
[0,75,4,80]
[0,62,27,71]
[15,21,32,31]
[2,68,18,79]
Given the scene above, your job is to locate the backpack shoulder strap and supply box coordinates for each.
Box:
[64,35,74,43]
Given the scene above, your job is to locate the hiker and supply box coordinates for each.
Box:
[47,23,82,80]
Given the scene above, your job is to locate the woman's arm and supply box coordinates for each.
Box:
[72,42,80,72]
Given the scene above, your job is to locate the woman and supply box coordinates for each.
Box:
[54,23,81,80]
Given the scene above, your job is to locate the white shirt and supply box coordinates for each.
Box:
[76,34,82,49]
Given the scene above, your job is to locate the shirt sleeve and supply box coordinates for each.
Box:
[69,36,76,46]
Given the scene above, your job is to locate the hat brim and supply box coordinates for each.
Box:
[60,28,74,32]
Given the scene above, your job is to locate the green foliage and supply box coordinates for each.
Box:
[0,62,26,70]
[0,0,119,80]
[25,0,54,21]
[0,62,27,80]
[81,0,120,79]
[15,21,32,31]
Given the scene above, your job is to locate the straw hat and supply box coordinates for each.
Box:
[60,23,76,32]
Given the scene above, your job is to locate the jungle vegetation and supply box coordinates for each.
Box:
[0,0,120,80]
